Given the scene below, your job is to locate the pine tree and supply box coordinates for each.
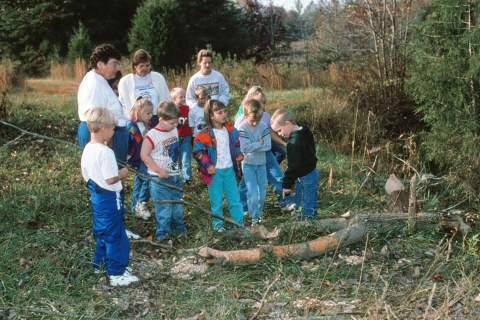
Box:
[408,0,480,198]
[128,0,249,70]
[67,22,93,64]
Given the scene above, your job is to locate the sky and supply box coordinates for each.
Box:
[262,0,315,12]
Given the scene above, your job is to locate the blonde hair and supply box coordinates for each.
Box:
[204,100,227,127]
[86,107,118,133]
[194,85,209,98]
[130,97,154,122]
[242,85,266,106]
[170,87,185,99]
[157,101,180,120]
[271,109,297,127]
[243,99,263,121]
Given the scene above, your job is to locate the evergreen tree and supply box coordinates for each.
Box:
[408,0,480,198]
[128,0,250,70]
[67,22,93,64]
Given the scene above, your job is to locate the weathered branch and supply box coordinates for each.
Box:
[197,211,470,264]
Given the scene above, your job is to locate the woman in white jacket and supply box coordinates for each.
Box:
[118,49,170,127]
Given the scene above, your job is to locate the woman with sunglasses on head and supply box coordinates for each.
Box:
[118,49,170,128]
[77,44,129,163]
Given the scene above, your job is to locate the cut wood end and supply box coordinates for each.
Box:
[198,247,211,258]
[341,211,351,218]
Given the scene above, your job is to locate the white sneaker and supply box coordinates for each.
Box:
[125,229,140,239]
[135,202,151,220]
[109,270,139,286]
[243,211,248,217]
[251,218,259,227]
[282,202,296,212]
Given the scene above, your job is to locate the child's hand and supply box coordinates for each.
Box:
[156,168,170,179]
[118,167,129,180]
[259,138,264,145]
[282,188,291,199]
[207,165,216,175]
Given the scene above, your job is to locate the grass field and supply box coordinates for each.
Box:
[1,79,480,319]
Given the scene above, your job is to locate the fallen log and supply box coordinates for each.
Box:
[197,211,470,264]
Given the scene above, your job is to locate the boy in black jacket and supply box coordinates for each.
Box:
[271,109,318,221]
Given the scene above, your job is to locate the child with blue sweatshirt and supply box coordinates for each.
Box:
[236,99,271,226]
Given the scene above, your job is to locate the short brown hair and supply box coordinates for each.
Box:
[197,49,213,64]
[271,109,297,127]
[132,49,152,73]
[85,107,118,132]
[157,101,180,121]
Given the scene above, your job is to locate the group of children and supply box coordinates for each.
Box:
[81,85,318,286]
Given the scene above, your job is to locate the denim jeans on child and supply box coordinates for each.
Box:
[271,141,287,164]
[130,162,150,211]
[295,168,319,221]
[178,135,192,182]
[207,166,244,230]
[266,151,294,207]
[239,151,294,212]
[150,174,187,240]
[242,163,267,219]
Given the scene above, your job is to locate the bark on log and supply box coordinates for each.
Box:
[197,211,470,264]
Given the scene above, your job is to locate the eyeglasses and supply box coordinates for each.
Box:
[107,61,121,67]
[137,64,151,69]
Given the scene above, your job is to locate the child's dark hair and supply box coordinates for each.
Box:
[107,70,122,88]
[157,101,180,121]
[204,99,226,127]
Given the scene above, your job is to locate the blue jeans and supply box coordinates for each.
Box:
[239,151,294,211]
[242,163,267,219]
[295,168,319,221]
[207,166,244,229]
[130,162,150,211]
[178,135,192,182]
[266,151,294,207]
[271,141,287,164]
[150,174,187,240]
[78,121,128,166]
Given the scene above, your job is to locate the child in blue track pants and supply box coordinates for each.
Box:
[81,107,139,286]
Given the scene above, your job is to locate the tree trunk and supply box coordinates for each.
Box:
[197,211,470,264]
